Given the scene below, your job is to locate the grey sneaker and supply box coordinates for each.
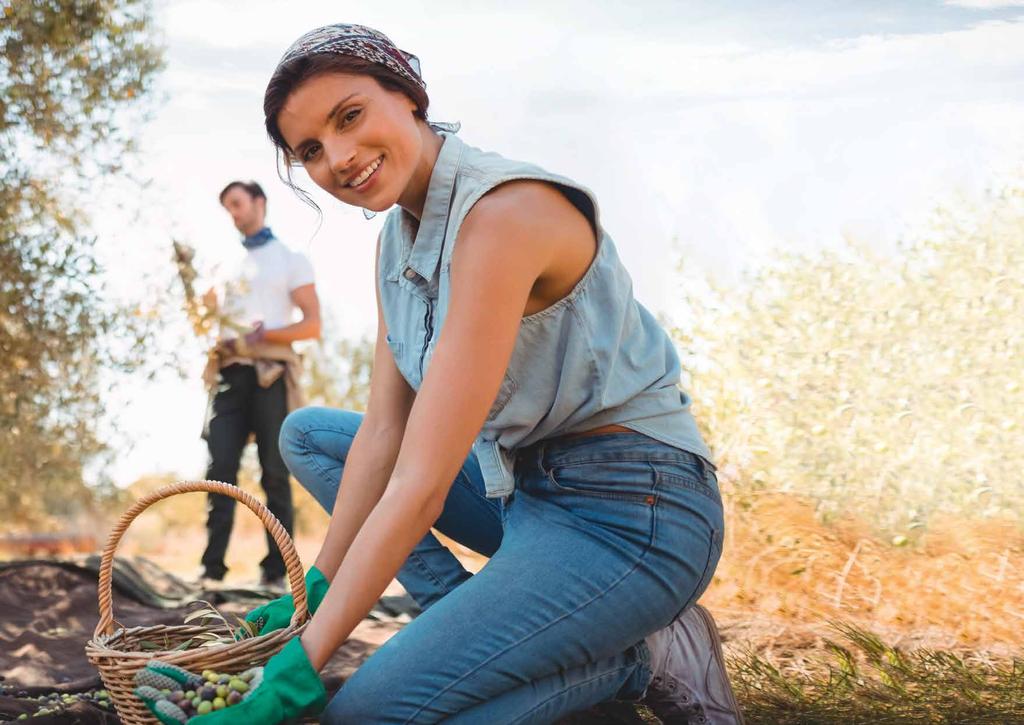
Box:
[644,604,744,725]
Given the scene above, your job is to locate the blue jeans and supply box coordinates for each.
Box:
[280,407,725,724]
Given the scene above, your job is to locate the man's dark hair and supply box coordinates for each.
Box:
[219,180,267,204]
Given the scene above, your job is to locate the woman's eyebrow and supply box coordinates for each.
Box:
[326,93,359,123]
[293,93,360,154]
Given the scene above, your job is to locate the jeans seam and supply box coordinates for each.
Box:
[406,550,454,597]
[505,663,636,725]
[403,513,659,724]
[677,526,722,616]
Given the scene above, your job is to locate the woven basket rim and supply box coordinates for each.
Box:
[85,622,305,661]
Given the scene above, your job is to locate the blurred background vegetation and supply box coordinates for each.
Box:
[673,184,1023,538]
[1,0,164,525]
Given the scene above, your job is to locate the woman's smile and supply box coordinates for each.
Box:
[345,154,384,192]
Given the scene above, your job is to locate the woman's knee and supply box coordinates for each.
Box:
[278,407,358,462]
[321,682,378,724]
[321,656,420,724]
[279,407,363,492]
[278,406,321,465]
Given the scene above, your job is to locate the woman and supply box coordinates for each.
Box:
[142,23,742,725]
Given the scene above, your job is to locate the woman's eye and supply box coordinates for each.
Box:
[302,144,320,162]
[342,109,361,125]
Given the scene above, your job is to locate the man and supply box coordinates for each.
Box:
[199,180,321,590]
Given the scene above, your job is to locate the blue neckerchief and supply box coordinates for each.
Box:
[242,226,274,249]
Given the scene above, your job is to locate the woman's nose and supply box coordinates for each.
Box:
[325,140,357,181]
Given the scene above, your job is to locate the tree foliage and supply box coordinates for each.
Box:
[0,0,164,525]
[674,183,1024,535]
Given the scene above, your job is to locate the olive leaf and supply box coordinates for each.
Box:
[232,616,259,640]
[179,600,257,645]
[183,607,220,624]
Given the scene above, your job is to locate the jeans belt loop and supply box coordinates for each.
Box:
[535,439,547,474]
[697,454,715,480]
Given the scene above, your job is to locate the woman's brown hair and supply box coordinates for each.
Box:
[263,54,430,211]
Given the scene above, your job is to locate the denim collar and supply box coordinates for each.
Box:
[396,132,465,289]
[242,226,274,249]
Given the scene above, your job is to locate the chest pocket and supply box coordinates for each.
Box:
[381,279,432,389]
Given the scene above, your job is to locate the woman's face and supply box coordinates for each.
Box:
[277,72,423,213]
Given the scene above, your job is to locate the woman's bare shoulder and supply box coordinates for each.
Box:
[458,179,597,313]
[466,178,587,235]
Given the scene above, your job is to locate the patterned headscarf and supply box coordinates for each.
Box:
[277,24,426,91]
[274,23,460,135]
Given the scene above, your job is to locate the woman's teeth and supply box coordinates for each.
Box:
[349,156,383,187]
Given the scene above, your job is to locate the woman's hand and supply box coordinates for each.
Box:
[240,566,330,638]
[133,638,326,724]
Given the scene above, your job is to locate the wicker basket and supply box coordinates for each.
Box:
[85,480,310,725]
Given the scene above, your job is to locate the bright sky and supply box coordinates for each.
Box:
[95,0,1024,487]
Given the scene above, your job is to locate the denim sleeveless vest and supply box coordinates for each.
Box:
[378,130,711,498]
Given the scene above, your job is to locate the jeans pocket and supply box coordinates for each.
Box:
[532,458,659,557]
[655,460,722,504]
[546,459,658,504]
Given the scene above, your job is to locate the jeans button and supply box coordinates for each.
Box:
[404,267,417,280]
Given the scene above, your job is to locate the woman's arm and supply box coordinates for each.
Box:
[300,182,584,669]
[309,236,417,581]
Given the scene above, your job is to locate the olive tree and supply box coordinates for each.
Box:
[0,0,164,524]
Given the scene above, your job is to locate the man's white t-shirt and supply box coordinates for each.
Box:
[217,238,315,337]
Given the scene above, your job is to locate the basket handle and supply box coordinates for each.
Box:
[94,480,308,638]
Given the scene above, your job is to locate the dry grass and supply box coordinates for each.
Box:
[704,482,1024,652]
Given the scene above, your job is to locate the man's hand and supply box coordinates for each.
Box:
[243,321,266,348]
[215,338,240,358]
[215,322,266,358]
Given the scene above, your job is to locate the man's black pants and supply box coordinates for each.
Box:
[200,363,292,581]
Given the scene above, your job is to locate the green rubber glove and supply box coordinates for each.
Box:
[133,638,326,724]
[242,566,329,637]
